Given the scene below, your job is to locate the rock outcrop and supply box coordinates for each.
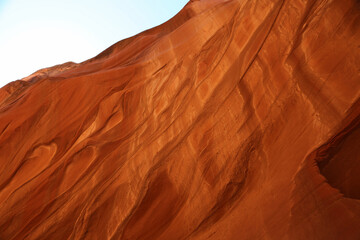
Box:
[0,0,359,239]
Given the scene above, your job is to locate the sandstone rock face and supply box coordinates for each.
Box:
[0,0,359,239]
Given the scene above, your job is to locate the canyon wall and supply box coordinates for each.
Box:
[0,0,359,239]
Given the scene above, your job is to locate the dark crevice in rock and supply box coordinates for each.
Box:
[315,99,360,200]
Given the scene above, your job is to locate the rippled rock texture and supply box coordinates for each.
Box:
[0,0,359,239]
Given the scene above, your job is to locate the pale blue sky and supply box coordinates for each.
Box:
[0,0,188,87]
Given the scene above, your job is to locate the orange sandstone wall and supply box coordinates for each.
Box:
[0,0,359,239]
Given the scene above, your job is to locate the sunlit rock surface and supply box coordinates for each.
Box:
[0,0,359,239]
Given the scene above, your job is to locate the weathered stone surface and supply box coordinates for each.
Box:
[0,0,359,239]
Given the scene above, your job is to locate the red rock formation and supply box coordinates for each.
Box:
[0,0,359,239]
